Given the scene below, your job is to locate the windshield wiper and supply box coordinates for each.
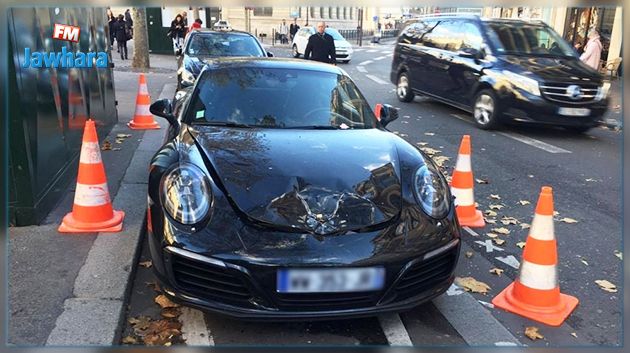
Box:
[286,125,341,130]
[193,121,252,128]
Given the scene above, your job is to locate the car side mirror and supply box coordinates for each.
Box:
[267,51,274,57]
[150,98,177,126]
[376,103,399,127]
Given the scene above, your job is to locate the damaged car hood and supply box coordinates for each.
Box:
[189,126,402,234]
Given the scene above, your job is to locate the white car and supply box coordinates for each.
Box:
[213,20,232,31]
[292,27,353,63]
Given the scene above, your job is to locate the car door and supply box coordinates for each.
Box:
[296,28,312,54]
[417,20,456,99]
[397,20,435,93]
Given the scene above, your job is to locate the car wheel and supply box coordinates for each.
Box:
[473,90,501,130]
[397,72,414,102]
[292,45,300,58]
[565,126,592,134]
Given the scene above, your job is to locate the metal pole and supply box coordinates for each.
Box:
[358,8,363,47]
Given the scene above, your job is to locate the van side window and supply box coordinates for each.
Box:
[424,20,461,52]
[400,20,436,45]
[459,22,484,51]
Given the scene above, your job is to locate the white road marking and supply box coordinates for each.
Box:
[495,255,521,269]
[365,75,389,85]
[374,56,388,61]
[462,226,480,237]
[478,300,495,309]
[356,66,367,73]
[353,48,365,52]
[387,53,394,57]
[180,307,214,346]
[474,240,504,253]
[451,113,472,123]
[378,313,413,346]
[381,50,391,54]
[367,49,378,53]
[498,131,572,154]
[446,283,464,296]
[358,60,373,66]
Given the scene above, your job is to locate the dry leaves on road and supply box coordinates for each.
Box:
[571,332,578,338]
[501,217,519,225]
[559,217,579,224]
[424,132,435,136]
[420,147,442,155]
[520,223,531,230]
[146,281,161,292]
[580,258,589,266]
[525,326,544,340]
[454,277,491,295]
[493,238,506,245]
[101,140,112,151]
[117,133,132,139]
[161,307,181,319]
[614,250,623,260]
[128,316,152,331]
[516,242,526,249]
[139,260,152,268]
[139,319,183,346]
[517,200,531,205]
[155,295,180,309]
[489,204,504,210]
[465,251,474,258]
[122,336,138,345]
[486,233,498,238]
[476,178,489,184]
[484,210,498,217]
[493,227,511,235]
[416,142,428,146]
[433,156,450,167]
[489,268,504,276]
[485,218,497,224]
[489,194,501,200]
[595,280,617,293]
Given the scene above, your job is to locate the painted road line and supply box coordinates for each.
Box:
[358,60,373,66]
[462,226,480,236]
[367,49,379,53]
[356,66,368,73]
[496,255,520,269]
[381,50,391,54]
[387,53,394,57]
[366,75,389,85]
[451,113,472,124]
[180,307,214,346]
[498,131,572,154]
[378,313,413,346]
[373,56,388,61]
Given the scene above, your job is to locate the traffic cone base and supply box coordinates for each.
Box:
[58,210,125,233]
[456,208,485,228]
[492,282,579,327]
[127,120,160,130]
[128,73,161,130]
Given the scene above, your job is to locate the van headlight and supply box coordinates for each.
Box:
[596,82,611,100]
[503,71,541,96]
[412,162,450,219]
[160,164,212,225]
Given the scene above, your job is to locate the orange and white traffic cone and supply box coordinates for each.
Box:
[450,135,485,228]
[492,186,578,326]
[58,120,125,233]
[128,73,160,130]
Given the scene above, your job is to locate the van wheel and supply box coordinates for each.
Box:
[292,45,300,58]
[397,72,414,102]
[473,90,501,130]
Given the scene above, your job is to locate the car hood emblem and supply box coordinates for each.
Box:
[566,85,582,100]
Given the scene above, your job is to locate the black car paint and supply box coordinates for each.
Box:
[149,59,461,319]
[390,17,609,129]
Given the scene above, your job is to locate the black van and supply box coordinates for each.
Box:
[390,15,610,133]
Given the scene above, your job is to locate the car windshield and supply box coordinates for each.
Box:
[186,67,377,129]
[325,28,344,40]
[186,33,265,57]
[487,22,576,57]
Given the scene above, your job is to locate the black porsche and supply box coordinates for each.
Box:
[147,58,461,320]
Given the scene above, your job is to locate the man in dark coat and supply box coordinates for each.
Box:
[289,18,300,42]
[304,21,336,64]
[112,15,129,60]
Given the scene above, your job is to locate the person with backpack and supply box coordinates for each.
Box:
[112,14,129,60]
[168,14,187,56]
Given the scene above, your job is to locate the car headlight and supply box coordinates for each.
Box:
[596,82,611,100]
[503,70,541,96]
[160,163,212,225]
[412,162,450,219]
[180,69,195,86]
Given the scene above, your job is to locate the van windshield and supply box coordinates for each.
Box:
[487,22,577,57]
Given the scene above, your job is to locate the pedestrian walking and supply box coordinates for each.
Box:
[168,14,187,56]
[107,9,116,51]
[112,15,129,60]
[289,18,300,42]
[124,9,133,38]
[188,18,203,33]
[181,11,188,27]
[580,29,603,71]
[279,19,289,44]
[304,21,336,64]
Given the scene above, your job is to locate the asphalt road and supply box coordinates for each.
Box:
[123,42,622,347]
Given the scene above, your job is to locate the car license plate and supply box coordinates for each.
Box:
[277,267,385,293]
[558,107,591,116]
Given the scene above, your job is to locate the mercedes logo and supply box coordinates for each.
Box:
[566,85,582,100]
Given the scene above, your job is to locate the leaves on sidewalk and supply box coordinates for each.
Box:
[454,277,491,294]
[489,268,504,276]
[416,142,428,146]
[432,156,450,167]
[420,147,441,156]
[525,326,544,340]
[595,280,617,293]
[139,319,183,346]
[155,295,180,309]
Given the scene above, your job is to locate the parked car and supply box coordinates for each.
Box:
[177,29,270,88]
[292,27,354,63]
[148,58,460,319]
[213,20,232,31]
[390,15,610,133]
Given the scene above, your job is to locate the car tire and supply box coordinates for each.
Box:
[396,72,414,102]
[472,90,501,130]
[292,45,300,58]
[565,126,592,134]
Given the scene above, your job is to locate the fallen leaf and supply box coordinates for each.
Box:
[416,142,428,146]
[465,251,474,258]
[420,147,442,155]
[115,139,124,144]
[525,326,544,340]
[595,280,617,293]
[560,217,578,224]
[476,178,489,184]
[112,147,122,151]
[122,336,138,344]
[517,200,531,206]
[489,204,504,210]
[138,319,182,345]
[516,242,526,249]
[485,218,497,224]
[117,133,132,138]
[139,260,152,268]
[484,210,498,217]
[101,140,112,151]
[164,342,172,347]
[146,281,161,292]
[128,316,152,331]
[553,211,560,216]
[500,217,519,225]
[571,332,578,338]
[520,223,531,230]
[454,277,491,294]
[486,233,498,238]
[490,194,501,200]
[493,238,506,245]
[614,250,622,260]
[585,178,597,182]
[493,227,511,235]
[433,156,450,167]
[528,174,534,178]
[580,258,589,266]
[424,132,435,136]
[155,295,180,309]
[489,268,504,276]
[161,308,181,319]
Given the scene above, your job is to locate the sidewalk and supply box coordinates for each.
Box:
[9,49,177,345]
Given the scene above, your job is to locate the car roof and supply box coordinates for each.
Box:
[407,15,546,27]
[189,29,251,36]
[201,57,345,75]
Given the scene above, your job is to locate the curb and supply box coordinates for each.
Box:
[45,83,176,346]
